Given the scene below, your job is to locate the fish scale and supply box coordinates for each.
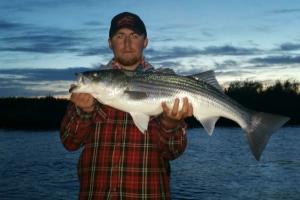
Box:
[131,73,249,125]
[70,69,290,160]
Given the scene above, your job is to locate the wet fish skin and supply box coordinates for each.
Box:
[70,69,290,160]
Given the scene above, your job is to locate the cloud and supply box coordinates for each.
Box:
[214,60,239,70]
[270,9,300,14]
[0,79,74,97]
[151,61,182,69]
[0,0,81,13]
[277,43,300,51]
[0,68,92,81]
[202,45,259,55]
[0,18,106,56]
[146,47,202,61]
[0,20,25,30]
[250,55,300,65]
[0,67,94,97]
[0,35,88,54]
[79,46,111,56]
[0,18,92,54]
[215,70,246,77]
[145,45,259,62]
[155,24,191,32]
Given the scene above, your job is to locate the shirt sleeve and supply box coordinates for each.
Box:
[155,117,188,160]
[60,102,105,151]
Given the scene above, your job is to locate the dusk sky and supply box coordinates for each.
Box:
[1,0,300,97]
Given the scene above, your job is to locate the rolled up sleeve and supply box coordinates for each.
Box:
[60,102,107,151]
[156,118,187,160]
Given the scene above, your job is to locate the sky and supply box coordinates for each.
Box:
[1,0,300,97]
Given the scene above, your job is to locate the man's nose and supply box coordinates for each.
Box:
[124,36,132,50]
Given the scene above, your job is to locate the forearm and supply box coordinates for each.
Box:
[60,103,95,151]
[157,117,187,160]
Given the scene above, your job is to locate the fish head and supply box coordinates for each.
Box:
[69,71,96,94]
[69,69,129,102]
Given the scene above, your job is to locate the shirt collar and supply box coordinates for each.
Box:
[108,57,153,72]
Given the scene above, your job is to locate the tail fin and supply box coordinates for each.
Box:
[245,112,289,161]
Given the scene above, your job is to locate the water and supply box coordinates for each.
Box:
[0,128,299,200]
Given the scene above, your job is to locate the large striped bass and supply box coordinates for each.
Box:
[70,69,289,160]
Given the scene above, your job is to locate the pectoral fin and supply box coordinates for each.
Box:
[124,90,148,100]
[130,112,150,134]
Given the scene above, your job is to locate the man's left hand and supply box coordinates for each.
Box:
[161,97,193,129]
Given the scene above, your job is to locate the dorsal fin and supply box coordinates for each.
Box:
[151,67,176,74]
[188,70,223,92]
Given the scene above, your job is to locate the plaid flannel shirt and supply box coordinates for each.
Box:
[60,59,187,200]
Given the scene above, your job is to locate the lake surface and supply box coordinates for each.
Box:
[0,127,299,200]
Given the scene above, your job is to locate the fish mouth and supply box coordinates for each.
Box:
[77,73,92,84]
[69,72,93,93]
[69,84,78,93]
[69,73,88,93]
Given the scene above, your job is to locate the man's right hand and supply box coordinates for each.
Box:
[70,93,95,113]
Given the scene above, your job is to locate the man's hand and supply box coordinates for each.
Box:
[161,97,193,129]
[70,93,95,113]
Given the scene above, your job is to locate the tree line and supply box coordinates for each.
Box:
[0,80,299,130]
[186,80,300,127]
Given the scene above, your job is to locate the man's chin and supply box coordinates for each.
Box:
[117,57,141,67]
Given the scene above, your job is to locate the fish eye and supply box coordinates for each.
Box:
[92,73,98,78]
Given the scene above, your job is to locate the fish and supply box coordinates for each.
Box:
[70,69,290,160]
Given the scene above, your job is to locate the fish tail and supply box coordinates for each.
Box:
[244,112,289,161]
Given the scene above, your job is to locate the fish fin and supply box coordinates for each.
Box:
[192,106,219,135]
[152,67,176,74]
[244,112,290,161]
[197,116,219,135]
[130,112,150,134]
[189,70,223,93]
[124,90,148,100]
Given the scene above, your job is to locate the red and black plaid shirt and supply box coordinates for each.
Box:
[60,60,187,199]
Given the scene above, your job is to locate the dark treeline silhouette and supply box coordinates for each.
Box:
[0,80,299,131]
[185,80,299,128]
[0,96,68,130]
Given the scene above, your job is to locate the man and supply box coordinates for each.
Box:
[60,12,193,200]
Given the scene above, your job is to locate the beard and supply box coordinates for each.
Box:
[115,54,142,67]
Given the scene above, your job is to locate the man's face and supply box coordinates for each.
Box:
[109,28,148,70]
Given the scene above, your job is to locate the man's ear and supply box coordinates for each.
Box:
[143,37,148,48]
[108,38,112,49]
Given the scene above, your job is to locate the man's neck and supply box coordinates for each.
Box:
[120,64,139,71]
